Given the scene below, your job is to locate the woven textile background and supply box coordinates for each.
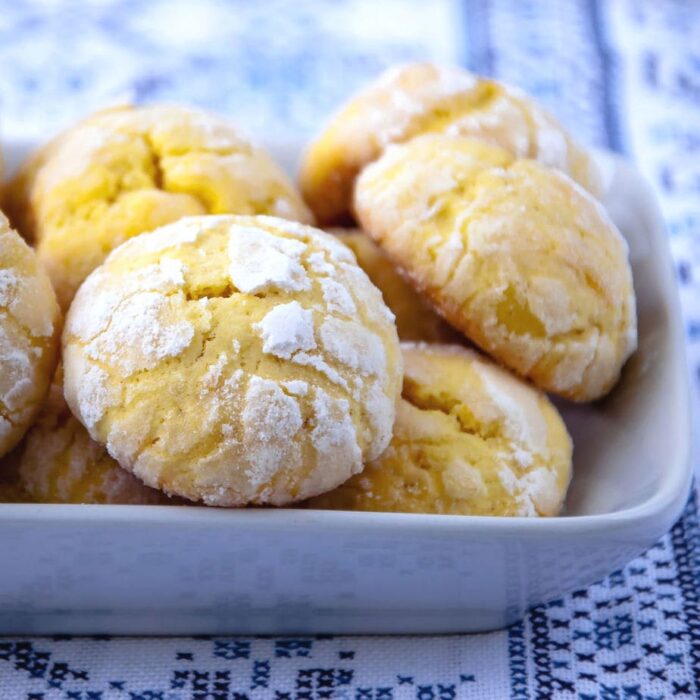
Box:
[1,1,699,698]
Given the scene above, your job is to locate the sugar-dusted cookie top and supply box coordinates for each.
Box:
[300,62,601,224]
[0,212,61,457]
[63,214,402,506]
[355,134,636,401]
[307,343,573,516]
[6,104,313,307]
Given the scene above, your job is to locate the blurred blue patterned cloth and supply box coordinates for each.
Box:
[1,0,699,697]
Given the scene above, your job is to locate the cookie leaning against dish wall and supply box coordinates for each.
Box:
[0,212,61,459]
[354,134,636,402]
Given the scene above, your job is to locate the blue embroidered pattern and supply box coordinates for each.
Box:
[1,0,699,697]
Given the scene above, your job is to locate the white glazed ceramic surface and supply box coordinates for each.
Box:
[0,141,692,635]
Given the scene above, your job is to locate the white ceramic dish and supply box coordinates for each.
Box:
[0,140,692,635]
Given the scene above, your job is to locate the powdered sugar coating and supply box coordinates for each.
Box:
[114,217,205,256]
[308,251,336,275]
[309,388,362,471]
[470,360,550,457]
[282,380,309,396]
[0,270,19,306]
[229,225,310,293]
[241,376,303,490]
[362,378,398,460]
[75,362,116,431]
[254,301,316,359]
[319,318,386,376]
[355,134,636,401]
[0,215,61,457]
[63,214,402,506]
[84,291,195,377]
[199,352,229,396]
[69,258,189,344]
[320,277,357,316]
[291,351,351,393]
[0,326,33,412]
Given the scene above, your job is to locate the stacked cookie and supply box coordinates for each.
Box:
[301,63,636,516]
[0,64,637,516]
[0,104,402,507]
[4,104,314,308]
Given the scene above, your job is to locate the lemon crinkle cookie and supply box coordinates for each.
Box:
[62,214,402,507]
[307,343,572,516]
[0,213,61,457]
[6,104,313,307]
[1,106,124,243]
[19,366,170,504]
[355,134,637,402]
[332,228,460,343]
[300,62,601,224]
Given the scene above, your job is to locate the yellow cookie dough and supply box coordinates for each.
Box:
[19,366,170,505]
[62,214,402,507]
[2,106,126,243]
[307,343,572,516]
[300,62,601,224]
[332,228,460,343]
[7,104,314,307]
[355,134,637,401]
[1,213,61,457]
